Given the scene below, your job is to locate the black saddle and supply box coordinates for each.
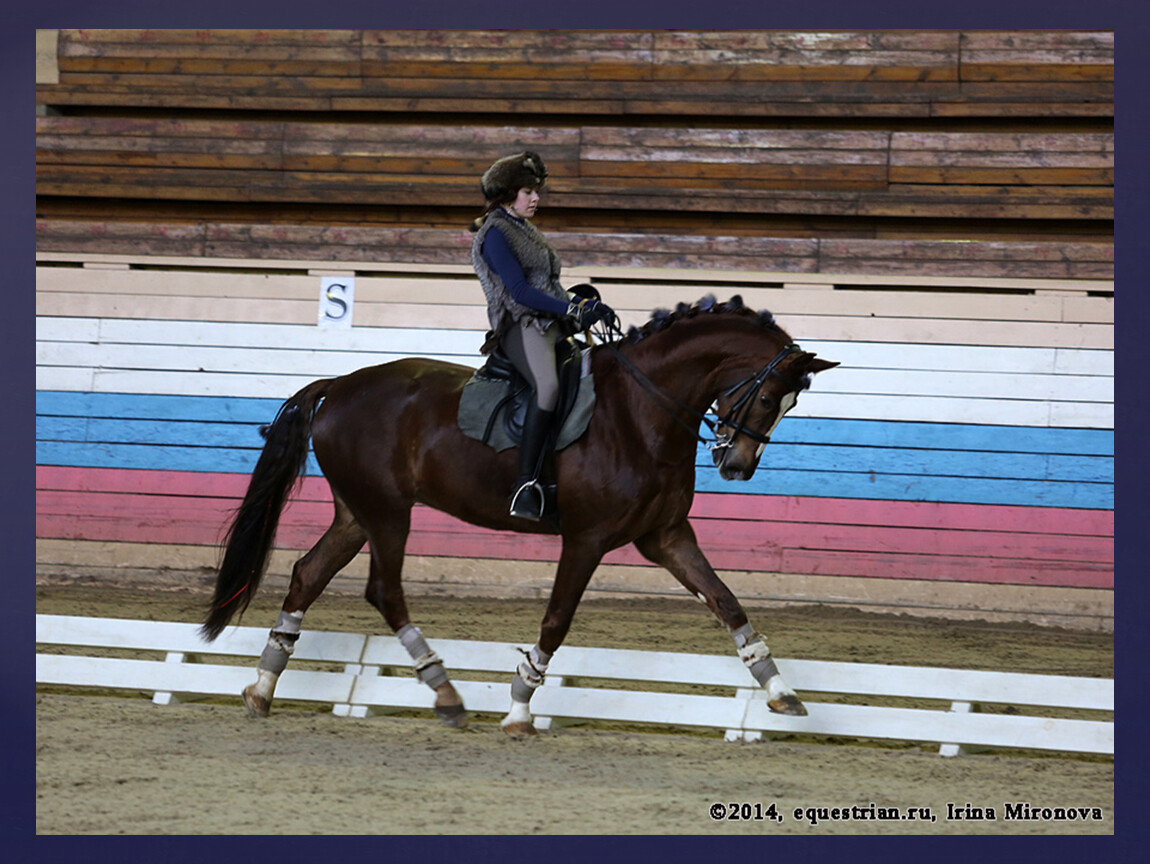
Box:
[477,335,586,447]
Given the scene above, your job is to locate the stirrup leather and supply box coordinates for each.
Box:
[509,479,545,521]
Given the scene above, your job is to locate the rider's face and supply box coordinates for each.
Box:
[507,187,540,219]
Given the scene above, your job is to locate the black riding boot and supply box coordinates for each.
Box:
[510,403,555,521]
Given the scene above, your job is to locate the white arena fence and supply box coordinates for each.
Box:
[36,615,1112,758]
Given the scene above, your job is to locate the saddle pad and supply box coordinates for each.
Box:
[457,370,596,453]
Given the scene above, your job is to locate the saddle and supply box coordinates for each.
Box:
[457,335,596,452]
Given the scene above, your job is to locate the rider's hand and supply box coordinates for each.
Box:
[581,299,615,329]
[566,298,615,330]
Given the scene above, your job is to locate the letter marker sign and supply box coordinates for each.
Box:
[318,277,355,329]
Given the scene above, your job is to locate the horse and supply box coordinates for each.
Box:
[200,294,838,735]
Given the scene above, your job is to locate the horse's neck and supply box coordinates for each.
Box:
[624,322,771,408]
[611,320,781,441]
[629,348,721,413]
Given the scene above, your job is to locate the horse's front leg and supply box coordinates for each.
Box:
[502,539,604,736]
[635,521,807,716]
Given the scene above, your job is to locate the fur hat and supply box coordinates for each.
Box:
[480,151,548,202]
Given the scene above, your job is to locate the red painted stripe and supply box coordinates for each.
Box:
[689,490,1114,537]
[34,501,1113,589]
[36,465,1115,537]
[36,466,1115,590]
[37,465,257,498]
[35,478,1114,562]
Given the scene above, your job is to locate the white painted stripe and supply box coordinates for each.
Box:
[101,318,487,355]
[36,316,487,355]
[795,393,1112,429]
[36,292,1113,349]
[34,367,1115,428]
[36,342,479,377]
[35,318,1114,429]
[810,368,1110,403]
[32,342,1111,404]
[37,318,1114,378]
[36,366,94,392]
[802,340,1113,377]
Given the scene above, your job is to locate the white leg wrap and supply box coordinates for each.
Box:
[501,699,533,730]
[732,623,800,704]
[765,673,797,702]
[396,624,449,689]
[731,623,782,686]
[510,644,550,704]
[258,610,303,675]
[251,668,280,702]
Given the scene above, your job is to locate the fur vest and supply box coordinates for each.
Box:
[472,207,567,334]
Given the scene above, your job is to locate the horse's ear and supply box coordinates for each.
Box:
[791,352,839,375]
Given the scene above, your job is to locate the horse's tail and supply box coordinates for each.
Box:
[200,378,333,642]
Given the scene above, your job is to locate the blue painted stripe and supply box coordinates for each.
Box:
[36,441,322,477]
[771,417,1113,457]
[36,390,1114,509]
[35,439,1110,509]
[719,444,1111,485]
[35,416,1113,486]
[37,416,267,450]
[36,391,1116,456]
[692,470,1111,510]
[36,390,282,424]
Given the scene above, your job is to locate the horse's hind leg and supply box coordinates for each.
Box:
[362,507,469,729]
[243,492,367,718]
[635,520,806,716]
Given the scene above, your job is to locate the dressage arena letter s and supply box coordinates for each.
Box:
[318,277,355,329]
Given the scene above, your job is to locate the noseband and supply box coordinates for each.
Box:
[607,342,802,450]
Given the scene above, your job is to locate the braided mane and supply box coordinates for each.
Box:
[623,294,789,344]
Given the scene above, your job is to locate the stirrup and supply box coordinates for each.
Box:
[509,480,545,521]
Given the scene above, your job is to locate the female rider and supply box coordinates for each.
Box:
[470,151,615,521]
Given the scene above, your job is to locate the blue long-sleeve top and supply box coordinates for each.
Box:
[480,223,570,318]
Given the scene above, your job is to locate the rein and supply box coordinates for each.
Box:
[603,340,801,450]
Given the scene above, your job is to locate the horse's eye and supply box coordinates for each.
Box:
[759,395,776,412]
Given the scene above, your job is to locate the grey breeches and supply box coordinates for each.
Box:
[502,318,560,411]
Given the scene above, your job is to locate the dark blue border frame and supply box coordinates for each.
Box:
[8,2,1145,860]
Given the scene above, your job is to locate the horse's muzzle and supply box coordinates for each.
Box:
[713,442,763,481]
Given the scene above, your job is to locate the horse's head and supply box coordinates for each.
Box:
[711,346,838,481]
[615,295,838,482]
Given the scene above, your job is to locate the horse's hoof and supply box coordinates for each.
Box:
[434,702,470,729]
[432,683,467,728]
[768,694,808,716]
[242,685,271,718]
[501,721,537,738]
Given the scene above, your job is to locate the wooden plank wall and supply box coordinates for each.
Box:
[35,30,1114,628]
[35,220,1114,280]
[34,258,1114,626]
[38,29,1113,118]
[34,117,1114,222]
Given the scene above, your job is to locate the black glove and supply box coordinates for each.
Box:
[567,298,615,330]
[582,299,616,329]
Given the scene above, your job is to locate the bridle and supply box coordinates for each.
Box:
[604,340,803,453]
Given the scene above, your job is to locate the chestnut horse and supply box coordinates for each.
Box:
[200,295,837,735]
